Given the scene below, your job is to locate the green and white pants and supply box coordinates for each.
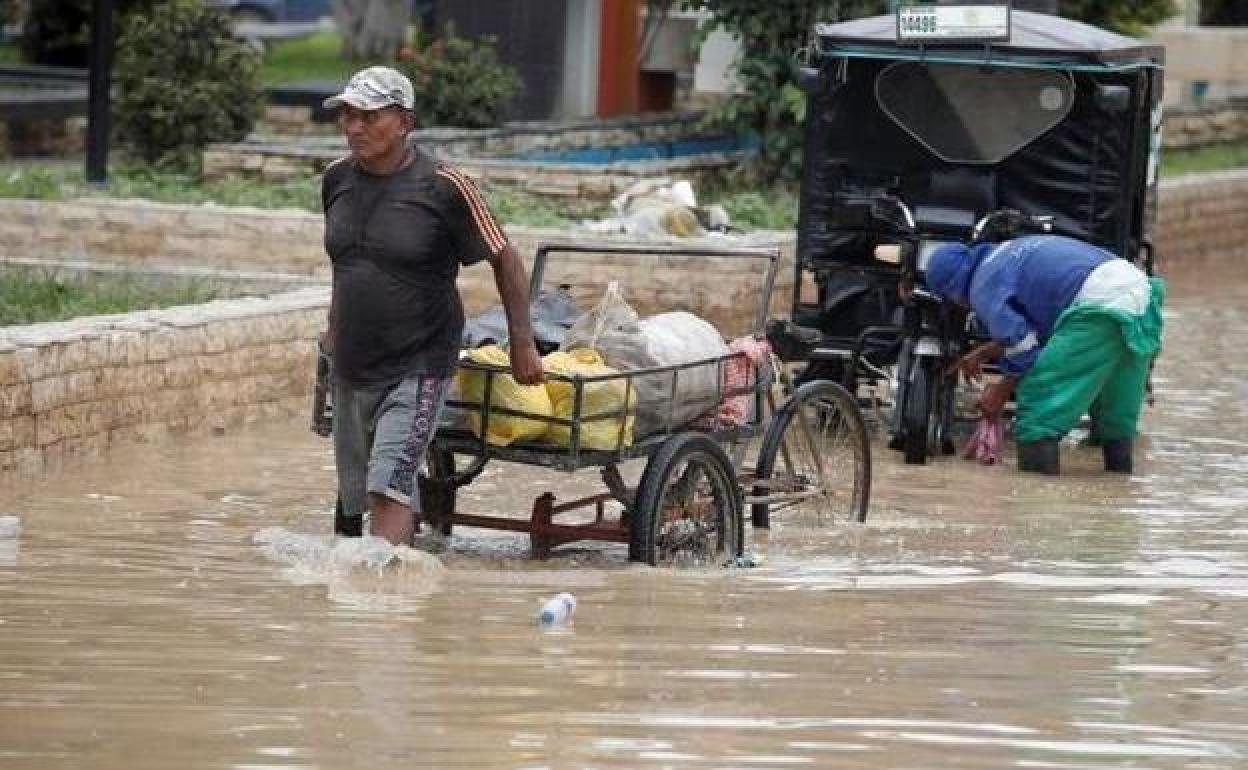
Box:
[1015,262,1166,445]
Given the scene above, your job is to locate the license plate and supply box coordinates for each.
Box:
[897,4,1011,44]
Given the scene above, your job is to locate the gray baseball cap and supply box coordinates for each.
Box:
[323,66,415,111]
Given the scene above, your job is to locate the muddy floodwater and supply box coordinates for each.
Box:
[1,271,1246,770]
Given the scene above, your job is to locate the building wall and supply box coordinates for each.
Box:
[1150,24,1248,105]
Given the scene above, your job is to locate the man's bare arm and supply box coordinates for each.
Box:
[487,243,544,384]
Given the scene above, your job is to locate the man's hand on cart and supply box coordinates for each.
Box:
[954,340,1005,383]
[508,339,545,385]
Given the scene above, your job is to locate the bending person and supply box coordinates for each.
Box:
[924,235,1165,475]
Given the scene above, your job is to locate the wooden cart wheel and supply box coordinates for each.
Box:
[629,432,743,567]
[418,447,458,537]
[751,380,871,528]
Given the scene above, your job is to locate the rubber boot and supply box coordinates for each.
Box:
[1017,439,1060,475]
[1102,439,1133,474]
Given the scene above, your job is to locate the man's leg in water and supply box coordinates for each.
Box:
[366,374,450,545]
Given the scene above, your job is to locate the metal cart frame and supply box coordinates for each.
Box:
[335,241,872,566]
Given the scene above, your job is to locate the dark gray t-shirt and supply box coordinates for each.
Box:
[322,150,508,386]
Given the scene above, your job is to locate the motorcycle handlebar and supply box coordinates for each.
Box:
[971,209,1054,243]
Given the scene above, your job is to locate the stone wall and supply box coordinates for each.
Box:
[1163,102,1248,149]
[203,141,745,199]
[0,198,330,278]
[1153,169,1248,272]
[250,109,710,155]
[0,197,795,326]
[0,288,326,476]
[206,111,747,199]
[2,168,1246,473]
[4,168,1246,285]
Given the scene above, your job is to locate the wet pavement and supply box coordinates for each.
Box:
[0,271,1245,769]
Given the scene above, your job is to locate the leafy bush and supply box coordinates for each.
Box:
[114,0,262,170]
[399,29,523,128]
[1057,1,1174,35]
[19,0,151,67]
[716,188,799,231]
[679,1,885,182]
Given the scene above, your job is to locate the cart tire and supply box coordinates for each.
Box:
[903,360,931,465]
[751,379,871,528]
[418,447,457,537]
[629,432,743,567]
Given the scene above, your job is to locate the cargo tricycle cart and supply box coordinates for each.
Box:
[331,242,872,566]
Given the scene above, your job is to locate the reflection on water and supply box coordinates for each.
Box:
[0,279,1246,769]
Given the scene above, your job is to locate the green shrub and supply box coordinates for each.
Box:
[399,29,523,128]
[114,0,262,170]
[19,0,151,67]
[717,188,799,231]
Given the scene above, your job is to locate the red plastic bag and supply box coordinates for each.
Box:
[962,416,1004,465]
[694,336,772,429]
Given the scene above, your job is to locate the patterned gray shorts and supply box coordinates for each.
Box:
[333,373,450,517]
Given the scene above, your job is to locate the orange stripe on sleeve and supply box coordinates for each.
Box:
[437,167,507,253]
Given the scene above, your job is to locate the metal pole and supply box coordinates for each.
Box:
[86,0,115,185]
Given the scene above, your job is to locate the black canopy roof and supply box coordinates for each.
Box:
[815,10,1164,68]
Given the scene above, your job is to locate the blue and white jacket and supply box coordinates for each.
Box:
[966,236,1115,376]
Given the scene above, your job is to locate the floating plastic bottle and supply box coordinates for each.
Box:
[0,514,20,539]
[538,592,576,626]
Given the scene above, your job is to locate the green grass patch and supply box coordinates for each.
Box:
[0,163,322,211]
[0,268,221,326]
[0,28,354,86]
[1160,142,1248,178]
[485,187,590,229]
[714,187,799,231]
[0,160,800,231]
[261,30,357,86]
[0,162,598,227]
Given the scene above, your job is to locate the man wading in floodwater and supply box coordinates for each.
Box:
[924,235,1165,476]
[320,66,543,546]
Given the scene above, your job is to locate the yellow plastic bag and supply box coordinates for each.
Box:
[542,348,635,450]
[456,345,553,446]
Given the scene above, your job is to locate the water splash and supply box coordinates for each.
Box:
[253,527,445,610]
